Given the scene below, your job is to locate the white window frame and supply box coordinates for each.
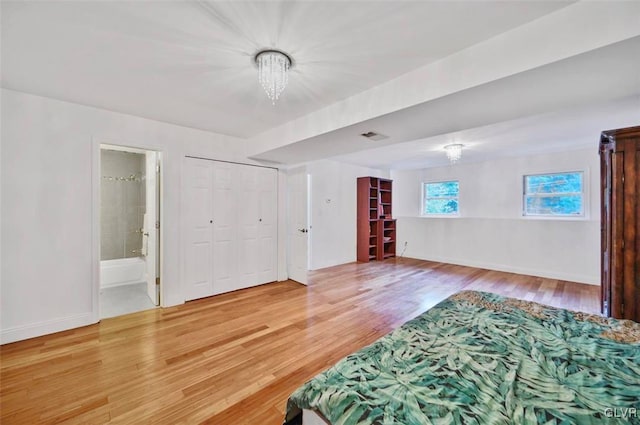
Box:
[421,180,460,217]
[522,171,585,218]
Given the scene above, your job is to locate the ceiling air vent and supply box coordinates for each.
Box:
[360,131,388,141]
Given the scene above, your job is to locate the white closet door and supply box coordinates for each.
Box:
[257,167,278,284]
[183,158,278,301]
[183,158,214,301]
[211,161,238,295]
[237,165,260,289]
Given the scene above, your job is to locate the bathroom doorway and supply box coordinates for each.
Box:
[99,144,161,319]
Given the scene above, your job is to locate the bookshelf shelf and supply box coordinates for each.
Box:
[357,177,396,262]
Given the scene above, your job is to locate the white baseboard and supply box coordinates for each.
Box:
[403,253,599,286]
[1,312,95,345]
[310,256,354,271]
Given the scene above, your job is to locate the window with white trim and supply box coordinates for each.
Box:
[422,181,459,215]
[523,171,584,217]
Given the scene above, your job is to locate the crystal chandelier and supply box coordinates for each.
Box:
[255,49,292,105]
[444,144,463,163]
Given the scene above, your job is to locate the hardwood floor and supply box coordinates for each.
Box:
[0,259,600,424]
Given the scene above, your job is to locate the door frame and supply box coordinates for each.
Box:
[91,138,165,323]
[144,150,161,306]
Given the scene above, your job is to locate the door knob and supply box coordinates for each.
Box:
[298,228,308,233]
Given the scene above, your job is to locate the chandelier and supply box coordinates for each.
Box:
[444,144,463,163]
[255,49,292,105]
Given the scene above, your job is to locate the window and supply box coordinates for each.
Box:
[422,181,459,215]
[523,171,584,217]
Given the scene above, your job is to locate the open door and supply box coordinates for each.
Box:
[144,151,160,305]
[288,167,310,285]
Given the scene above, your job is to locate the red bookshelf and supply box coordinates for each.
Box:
[357,177,396,262]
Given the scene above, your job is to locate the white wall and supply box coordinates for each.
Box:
[307,160,388,270]
[392,148,600,284]
[0,88,283,344]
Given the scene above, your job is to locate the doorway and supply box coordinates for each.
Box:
[99,144,161,319]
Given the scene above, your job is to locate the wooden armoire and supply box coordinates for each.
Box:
[600,125,640,322]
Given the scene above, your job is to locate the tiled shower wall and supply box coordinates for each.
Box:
[101,150,146,261]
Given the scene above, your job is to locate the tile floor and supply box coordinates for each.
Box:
[100,282,156,319]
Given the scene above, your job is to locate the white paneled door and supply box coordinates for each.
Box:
[288,168,309,285]
[183,158,214,301]
[211,161,238,295]
[237,165,278,289]
[183,157,278,301]
[237,165,260,289]
[257,167,278,284]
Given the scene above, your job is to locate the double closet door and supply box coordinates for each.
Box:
[183,157,277,301]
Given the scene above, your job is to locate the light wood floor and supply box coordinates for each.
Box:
[1,258,600,425]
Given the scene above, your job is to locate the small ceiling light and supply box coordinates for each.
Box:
[255,49,292,105]
[444,144,463,163]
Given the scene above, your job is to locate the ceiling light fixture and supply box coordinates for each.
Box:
[444,144,463,163]
[255,49,292,105]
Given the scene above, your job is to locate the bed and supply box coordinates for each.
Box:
[284,290,640,425]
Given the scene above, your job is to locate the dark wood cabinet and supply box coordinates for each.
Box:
[600,125,640,322]
[357,177,396,262]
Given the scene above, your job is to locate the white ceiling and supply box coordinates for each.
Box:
[333,95,640,170]
[2,0,572,138]
[251,35,640,166]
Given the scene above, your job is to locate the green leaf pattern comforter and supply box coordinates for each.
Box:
[284,291,640,424]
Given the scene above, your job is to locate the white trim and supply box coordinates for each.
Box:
[91,141,101,324]
[402,254,598,286]
[0,313,94,345]
[277,170,289,281]
[158,152,165,306]
[180,155,188,304]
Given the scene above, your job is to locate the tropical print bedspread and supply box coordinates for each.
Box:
[284,290,640,425]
